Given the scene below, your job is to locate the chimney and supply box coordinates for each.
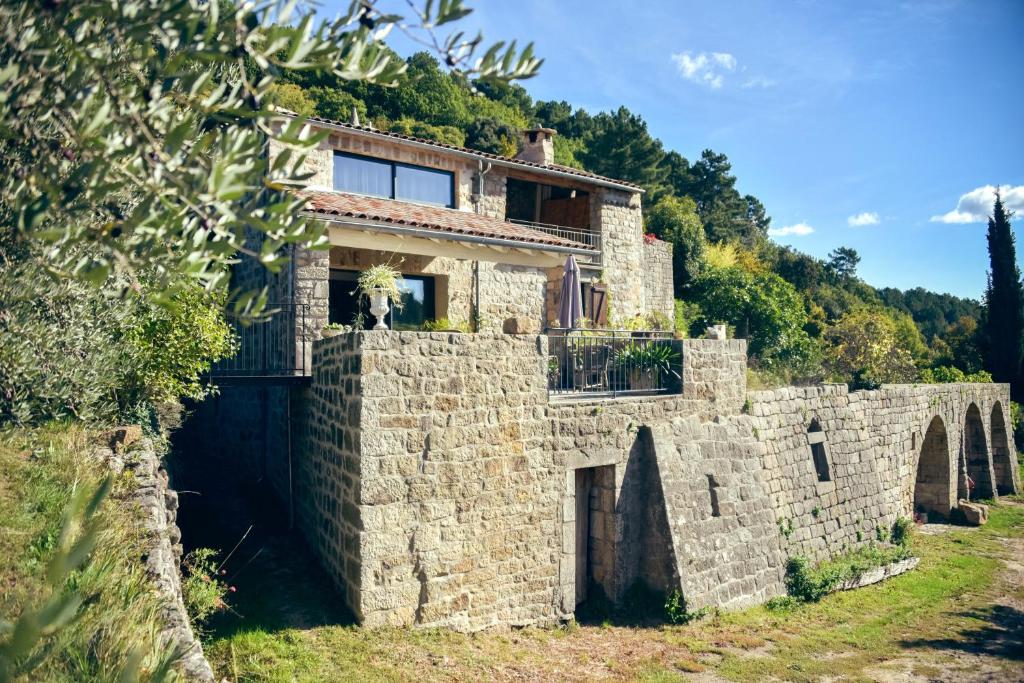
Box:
[517,127,556,166]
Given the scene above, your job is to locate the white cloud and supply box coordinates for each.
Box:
[847,212,880,227]
[768,222,815,237]
[671,51,737,89]
[930,184,1024,224]
[741,76,777,89]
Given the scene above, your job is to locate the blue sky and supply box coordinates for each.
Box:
[321,0,1023,299]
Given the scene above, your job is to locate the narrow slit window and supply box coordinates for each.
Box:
[808,419,831,482]
[707,474,721,517]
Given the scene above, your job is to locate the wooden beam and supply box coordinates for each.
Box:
[326,225,567,267]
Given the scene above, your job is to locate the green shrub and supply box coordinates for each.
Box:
[919,366,993,384]
[785,543,913,602]
[181,548,230,629]
[1011,402,1024,453]
[891,517,913,547]
[764,596,799,612]
[421,317,472,333]
[0,260,234,426]
[664,590,709,625]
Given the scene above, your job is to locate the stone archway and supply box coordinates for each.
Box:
[991,403,1015,495]
[914,416,953,521]
[964,403,994,499]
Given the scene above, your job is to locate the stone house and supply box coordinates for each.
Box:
[189,112,1021,632]
[252,113,674,359]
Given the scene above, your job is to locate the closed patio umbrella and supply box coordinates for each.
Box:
[557,254,583,329]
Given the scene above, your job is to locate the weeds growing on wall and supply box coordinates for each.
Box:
[181,548,232,632]
[785,542,913,603]
[664,590,710,625]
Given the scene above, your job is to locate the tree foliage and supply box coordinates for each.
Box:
[645,196,706,295]
[823,309,917,386]
[688,266,817,370]
[0,0,542,425]
[980,191,1024,393]
[0,0,540,313]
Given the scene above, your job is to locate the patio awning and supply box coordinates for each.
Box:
[300,190,598,268]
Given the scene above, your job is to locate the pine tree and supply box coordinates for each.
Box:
[982,191,1024,395]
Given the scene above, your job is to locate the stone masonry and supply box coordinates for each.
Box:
[246,330,1019,631]
[642,238,674,323]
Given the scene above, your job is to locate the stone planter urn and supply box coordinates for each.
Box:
[368,287,390,330]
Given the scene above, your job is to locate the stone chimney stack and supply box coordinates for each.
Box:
[518,127,556,166]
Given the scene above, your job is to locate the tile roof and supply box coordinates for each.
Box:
[281,111,643,193]
[301,191,596,252]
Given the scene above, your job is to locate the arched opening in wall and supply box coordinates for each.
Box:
[991,403,1015,495]
[807,419,831,482]
[964,403,994,500]
[914,416,952,521]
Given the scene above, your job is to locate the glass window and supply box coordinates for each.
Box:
[334,153,393,198]
[328,269,435,330]
[392,276,435,330]
[395,164,454,207]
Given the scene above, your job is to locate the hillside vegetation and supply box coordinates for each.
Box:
[276,50,987,387]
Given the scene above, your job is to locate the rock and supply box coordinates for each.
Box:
[705,324,728,340]
[104,425,143,453]
[502,316,540,335]
[957,500,989,526]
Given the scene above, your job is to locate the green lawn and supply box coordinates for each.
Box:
[201,492,1024,682]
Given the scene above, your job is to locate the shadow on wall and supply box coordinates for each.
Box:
[574,427,679,626]
[898,605,1024,663]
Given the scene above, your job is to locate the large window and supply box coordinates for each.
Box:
[328,269,436,331]
[333,152,454,208]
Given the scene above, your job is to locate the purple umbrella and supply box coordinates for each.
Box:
[557,254,583,329]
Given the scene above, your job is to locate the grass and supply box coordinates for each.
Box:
[196,478,1024,682]
[0,425,179,681]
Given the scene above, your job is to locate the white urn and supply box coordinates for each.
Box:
[369,288,390,330]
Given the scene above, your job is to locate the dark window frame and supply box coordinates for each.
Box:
[333,151,455,208]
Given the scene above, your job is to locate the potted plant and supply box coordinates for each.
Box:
[321,323,352,339]
[421,317,471,333]
[614,342,680,392]
[356,263,404,330]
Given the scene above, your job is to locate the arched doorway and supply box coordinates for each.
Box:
[991,403,1015,495]
[914,416,952,521]
[964,404,994,499]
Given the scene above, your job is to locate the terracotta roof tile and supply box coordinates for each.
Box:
[282,111,643,193]
[301,191,596,252]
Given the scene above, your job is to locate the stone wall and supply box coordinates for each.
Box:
[747,383,1018,562]
[641,238,674,322]
[294,334,365,615]
[593,188,645,322]
[196,328,1018,632]
[96,437,215,682]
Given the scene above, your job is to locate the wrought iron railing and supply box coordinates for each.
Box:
[507,219,601,263]
[209,302,310,380]
[546,328,681,398]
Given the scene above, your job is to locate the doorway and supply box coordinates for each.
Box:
[575,465,616,607]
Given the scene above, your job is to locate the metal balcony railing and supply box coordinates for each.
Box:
[507,219,601,264]
[208,302,310,383]
[546,328,681,398]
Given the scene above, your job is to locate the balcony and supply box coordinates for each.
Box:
[506,219,601,265]
[207,302,312,385]
[546,328,681,398]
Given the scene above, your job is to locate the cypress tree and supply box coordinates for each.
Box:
[982,191,1024,395]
